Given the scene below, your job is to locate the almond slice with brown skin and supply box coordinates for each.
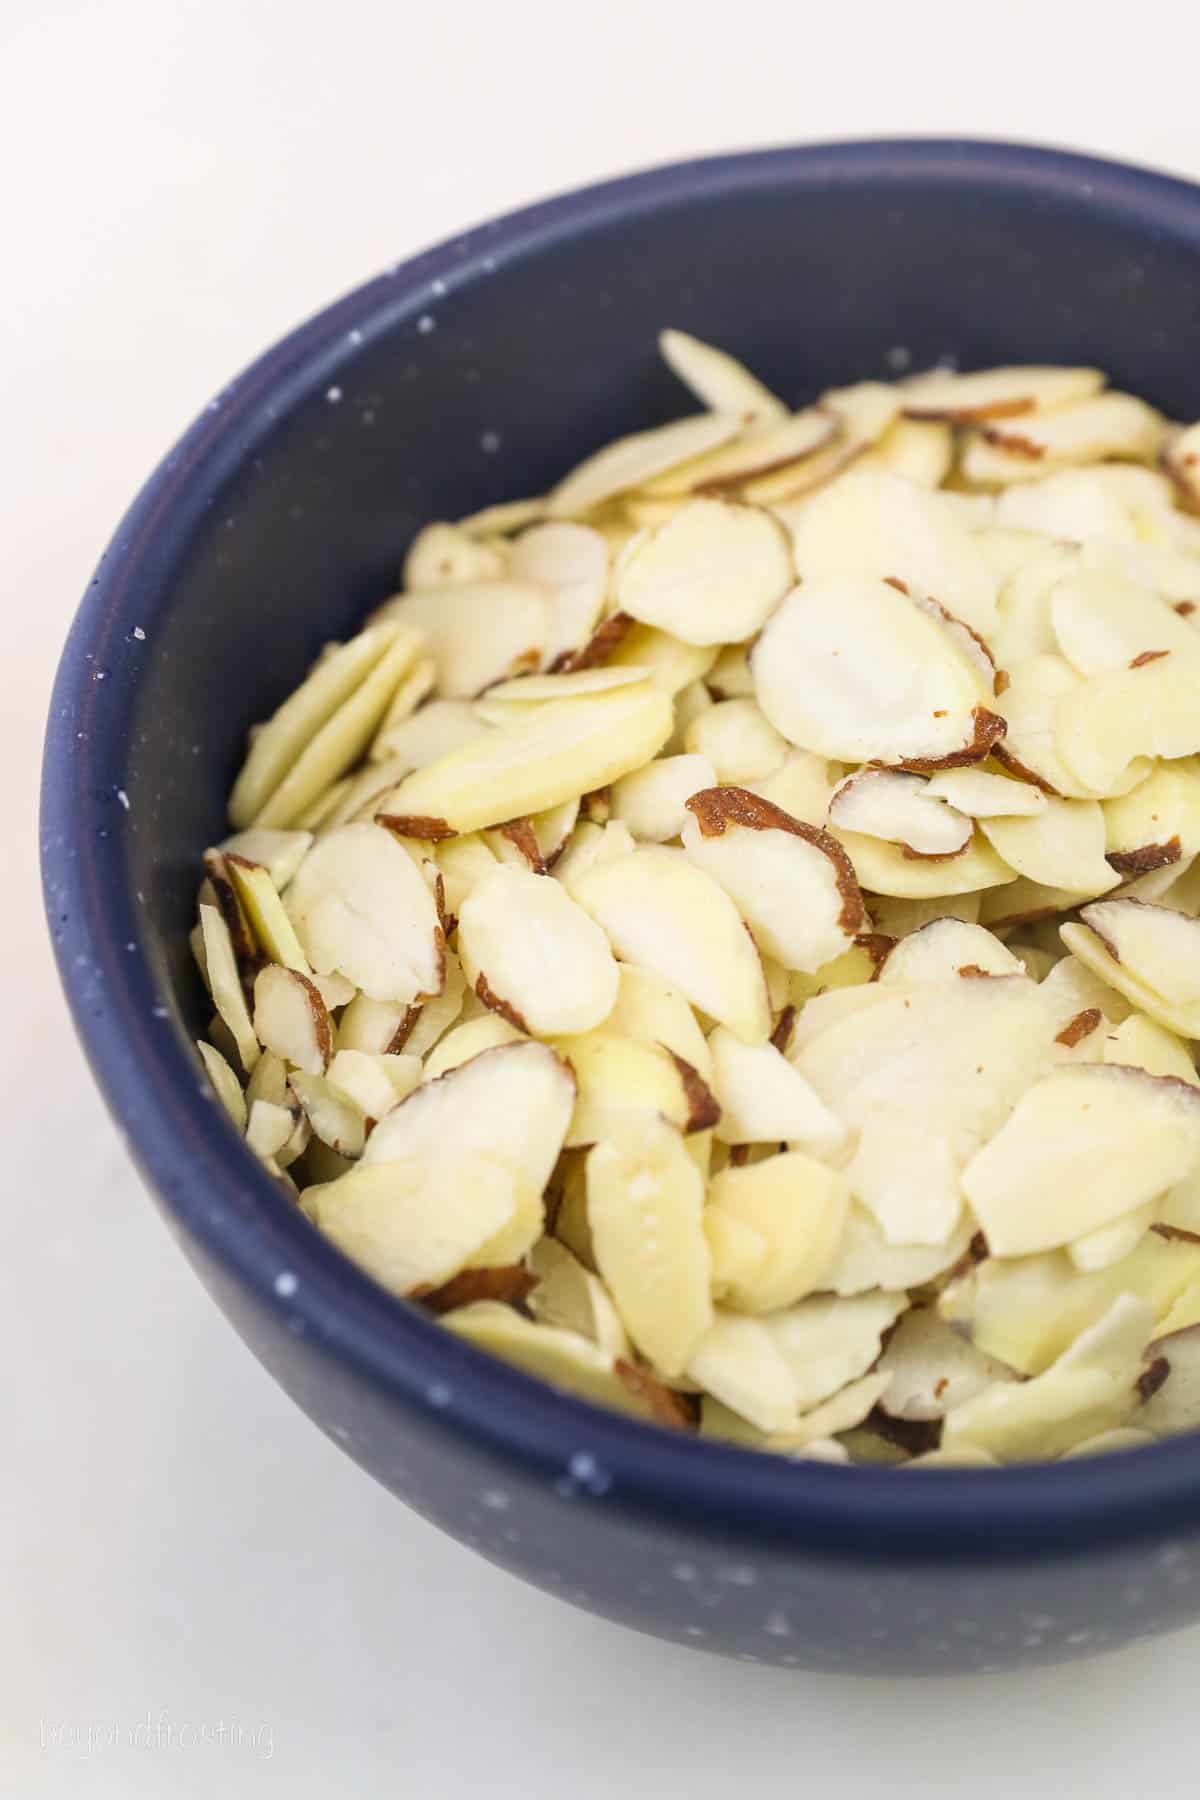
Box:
[1104,760,1200,875]
[658,329,787,420]
[764,1290,908,1413]
[375,581,550,698]
[1050,567,1200,676]
[964,392,1166,484]
[686,1312,800,1434]
[977,797,1119,896]
[548,413,744,518]
[610,753,717,842]
[614,498,794,646]
[1064,900,1200,1037]
[508,521,609,665]
[253,965,333,1073]
[642,410,836,497]
[226,855,311,972]
[876,1306,1016,1421]
[198,903,260,1072]
[876,917,1023,984]
[587,1118,712,1377]
[382,686,673,835]
[828,768,973,857]
[285,822,444,1004]
[1056,654,1200,796]
[681,786,866,976]
[423,1015,525,1079]
[325,1047,419,1121]
[309,1159,521,1297]
[964,1063,1200,1256]
[558,1031,718,1147]
[217,828,313,889]
[288,1069,367,1157]
[528,1237,630,1357]
[601,963,713,1079]
[603,621,719,694]
[442,1301,663,1423]
[899,364,1104,422]
[835,827,1015,899]
[924,767,1047,818]
[457,864,619,1038]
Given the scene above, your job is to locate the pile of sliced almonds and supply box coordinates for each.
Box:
[192,331,1200,1466]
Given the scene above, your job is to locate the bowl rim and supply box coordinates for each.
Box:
[42,136,1200,1560]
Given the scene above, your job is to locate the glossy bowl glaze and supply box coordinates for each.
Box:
[42,140,1200,1675]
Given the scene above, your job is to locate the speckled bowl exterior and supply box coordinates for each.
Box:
[42,140,1200,1675]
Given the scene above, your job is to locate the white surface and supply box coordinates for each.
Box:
[6,1,1200,1792]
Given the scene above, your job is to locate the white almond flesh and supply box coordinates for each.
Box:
[658,329,786,420]
[865,892,981,937]
[828,768,973,857]
[457,864,619,1037]
[603,963,713,1078]
[1104,1014,1199,1085]
[456,496,548,537]
[772,1372,893,1449]
[1082,537,1200,603]
[748,751,837,830]
[858,418,953,487]
[370,698,489,771]
[686,1312,800,1434]
[704,1206,769,1301]
[548,413,743,518]
[383,686,673,835]
[643,410,837,497]
[824,1204,975,1299]
[1059,1428,1155,1458]
[229,623,409,828]
[684,699,788,784]
[310,971,356,1010]
[245,1096,292,1160]
[364,1041,574,1258]
[978,797,1118,896]
[252,627,428,829]
[906,1446,999,1469]
[900,363,1104,422]
[310,1158,519,1296]
[1051,569,1200,677]
[422,1015,524,1080]
[252,965,333,1074]
[244,1047,288,1111]
[218,828,313,890]
[962,393,1166,485]
[605,623,719,695]
[764,1291,908,1413]
[835,827,1015,898]
[924,768,1047,818]
[196,1039,247,1130]
[991,546,1080,668]
[614,498,793,646]
[877,917,1023,984]
[1166,420,1200,509]
[1139,1326,1200,1435]
[336,992,419,1056]
[554,820,637,896]
[877,1307,1015,1422]
[528,1238,630,1357]
[587,1120,712,1376]
[1057,655,1200,797]
[402,521,508,589]
[370,657,437,751]
[964,1063,1200,1256]
[752,573,998,766]
[443,1303,664,1423]
[787,468,999,635]
[479,668,648,716]
[325,1048,417,1122]
[706,1153,847,1311]
[939,1234,1200,1375]
[1104,760,1200,877]
[1065,901,1200,1036]
[571,843,771,1042]
[750,382,900,507]
[1067,1203,1154,1273]
[226,856,311,971]
[560,1031,717,1147]
[994,467,1143,543]
[941,1296,1153,1461]
[610,753,716,842]
[378,581,549,698]
[708,1027,845,1155]
[508,522,609,665]
[681,787,866,975]
[285,822,443,1004]
[198,903,259,1072]
[435,833,500,919]
[706,642,755,700]
[401,953,468,1059]
[288,1069,366,1158]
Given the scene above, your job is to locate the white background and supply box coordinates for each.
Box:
[6,1,1200,1792]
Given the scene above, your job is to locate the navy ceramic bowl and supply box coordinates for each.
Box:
[42,140,1200,1676]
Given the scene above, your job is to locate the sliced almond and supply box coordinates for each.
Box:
[479,667,648,713]
[508,521,609,665]
[1103,1013,1199,1086]
[245,1096,293,1160]
[787,468,999,635]
[748,382,900,507]
[990,545,1080,668]
[858,417,953,487]
[707,1027,845,1156]
[964,1063,1200,1256]
[877,917,1023,984]
[658,328,787,420]
[288,1069,366,1158]
[681,787,865,976]
[309,1159,519,1296]
[876,1306,1015,1421]
[686,1312,800,1434]
[609,752,716,843]
[613,498,793,647]
[560,1031,717,1147]
[764,1290,908,1413]
[644,410,837,497]
[423,1014,524,1079]
[400,953,469,1059]
[252,965,333,1074]
[587,1119,712,1376]
[402,521,508,589]
[370,698,490,774]
[836,826,1014,898]
[752,574,997,767]
[370,657,437,752]
[828,768,973,858]
[570,843,770,1042]
[326,1047,419,1121]
[924,767,1047,819]
[548,413,743,519]
[1038,952,1132,1026]
[285,822,443,1004]
[198,903,259,1072]
[226,855,311,972]
[457,864,619,1038]
[900,364,1104,422]
[962,393,1166,485]
[382,686,673,835]
[1067,1203,1155,1273]
[1166,420,1200,511]
[1104,759,1200,876]
[1139,1325,1200,1435]
[196,1039,247,1129]
[444,1302,668,1423]
[705,1152,847,1311]
[1051,568,1200,676]
[978,796,1118,896]
[1064,900,1200,1037]
[705,642,755,700]
[218,828,313,889]
[528,1237,630,1357]
[603,963,712,1078]
[376,581,549,698]
[682,698,788,784]
[824,1203,975,1298]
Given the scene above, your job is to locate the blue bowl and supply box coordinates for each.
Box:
[42,140,1200,1675]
